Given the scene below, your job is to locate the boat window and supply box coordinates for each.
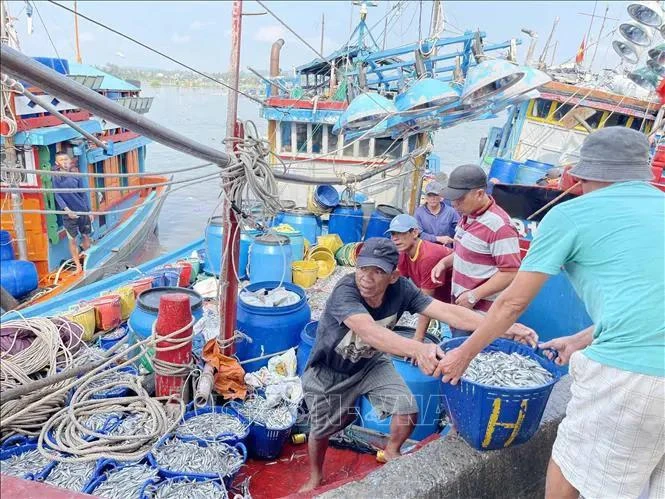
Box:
[280,122,292,153]
[358,139,370,157]
[530,99,552,119]
[584,110,603,129]
[342,137,354,157]
[119,153,129,189]
[374,137,397,158]
[630,118,645,131]
[295,123,308,154]
[311,124,323,154]
[408,135,417,152]
[325,126,339,155]
[553,103,574,122]
[602,113,630,128]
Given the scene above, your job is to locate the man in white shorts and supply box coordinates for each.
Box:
[434,127,665,498]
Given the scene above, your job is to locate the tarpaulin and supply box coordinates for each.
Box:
[202,338,247,399]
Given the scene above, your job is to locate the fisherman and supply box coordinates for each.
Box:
[300,238,537,492]
[431,165,521,323]
[414,180,459,245]
[388,213,453,341]
[434,128,665,499]
[52,152,93,274]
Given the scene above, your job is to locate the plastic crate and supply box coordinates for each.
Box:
[138,476,227,499]
[34,458,105,492]
[176,402,250,445]
[440,337,562,451]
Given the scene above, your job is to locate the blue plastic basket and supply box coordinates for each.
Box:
[99,325,129,350]
[0,444,44,480]
[90,366,139,400]
[147,435,246,488]
[313,185,340,209]
[0,435,35,450]
[34,458,106,492]
[440,337,562,451]
[176,403,250,445]
[138,476,227,499]
[242,409,296,460]
[83,459,157,495]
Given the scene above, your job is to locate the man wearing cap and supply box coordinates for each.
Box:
[387,213,453,341]
[431,164,521,318]
[414,181,460,245]
[300,238,537,492]
[434,128,665,499]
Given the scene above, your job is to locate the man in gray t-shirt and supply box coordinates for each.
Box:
[300,238,536,492]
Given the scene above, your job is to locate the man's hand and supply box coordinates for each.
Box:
[503,323,538,347]
[431,259,447,284]
[415,343,444,376]
[434,346,472,385]
[539,336,584,366]
[454,291,476,309]
[89,214,94,223]
[436,235,454,245]
[65,208,78,219]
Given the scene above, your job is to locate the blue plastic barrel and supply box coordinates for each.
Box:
[328,202,363,244]
[358,327,443,441]
[239,230,261,279]
[364,204,404,239]
[272,209,322,246]
[515,165,546,185]
[296,321,318,375]
[128,287,203,343]
[249,234,292,284]
[525,159,555,172]
[236,281,311,372]
[440,337,561,450]
[488,158,521,184]
[0,260,38,299]
[313,185,340,210]
[204,216,224,275]
[0,230,14,261]
[276,230,305,261]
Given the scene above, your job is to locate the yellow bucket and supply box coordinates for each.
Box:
[113,286,136,320]
[306,247,336,279]
[292,260,318,288]
[65,305,96,341]
[317,234,343,254]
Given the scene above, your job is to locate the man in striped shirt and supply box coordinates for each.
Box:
[431,164,520,320]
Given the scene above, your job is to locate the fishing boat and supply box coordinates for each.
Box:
[0,2,168,311]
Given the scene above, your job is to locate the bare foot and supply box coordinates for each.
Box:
[74,265,83,275]
[378,447,401,462]
[298,475,322,493]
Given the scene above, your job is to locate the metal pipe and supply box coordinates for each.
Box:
[193,363,215,407]
[269,38,285,96]
[0,44,232,167]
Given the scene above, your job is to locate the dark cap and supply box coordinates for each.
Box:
[357,238,399,273]
[443,164,488,201]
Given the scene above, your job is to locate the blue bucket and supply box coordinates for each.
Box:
[176,403,250,445]
[160,268,181,287]
[146,270,166,288]
[439,337,562,451]
[515,165,546,185]
[313,185,340,210]
[296,321,318,375]
[488,158,521,184]
[99,325,129,350]
[525,159,554,172]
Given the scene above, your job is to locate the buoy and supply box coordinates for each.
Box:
[291,433,307,444]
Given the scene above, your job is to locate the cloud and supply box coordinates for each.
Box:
[78,31,94,42]
[171,33,191,44]
[253,25,287,43]
[190,20,215,31]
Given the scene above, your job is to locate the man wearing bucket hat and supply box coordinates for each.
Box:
[300,238,537,492]
[387,214,453,341]
[434,128,665,499]
[431,164,521,319]
[414,181,460,246]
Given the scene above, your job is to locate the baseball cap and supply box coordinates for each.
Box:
[386,214,420,234]
[356,238,399,273]
[424,181,443,195]
[442,164,488,201]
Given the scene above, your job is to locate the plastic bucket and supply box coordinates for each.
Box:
[161,268,181,287]
[488,158,521,184]
[146,270,166,288]
[316,234,343,254]
[305,246,336,278]
[112,286,136,321]
[132,277,154,298]
[88,295,122,332]
[99,325,129,350]
[296,321,318,375]
[174,261,192,287]
[185,258,201,282]
[440,337,562,450]
[65,305,96,341]
[313,185,339,210]
[292,260,318,288]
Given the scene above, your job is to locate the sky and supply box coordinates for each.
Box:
[5,1,637,73]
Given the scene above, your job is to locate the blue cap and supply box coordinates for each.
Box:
[386,214,420,234]
[357,238,399,273]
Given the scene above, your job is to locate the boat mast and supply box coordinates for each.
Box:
[219,0,243,354]
[320,13,325,54]
[0,0,28,260]
[589,4,609,71]
[73,0,82,63]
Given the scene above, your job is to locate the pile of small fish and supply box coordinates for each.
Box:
[234,396,293,429]
[71,346,110,367]
[464,351,553,388]
[82,412,120,432]
[43,461,96,491]
[144,478,228,499]
[86,369,137,394]
[176,412,247,441]
[0,449,51,478]
[152,439,244,477]
[92,463,159,499]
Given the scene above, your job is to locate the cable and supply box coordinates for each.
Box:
[1,161,216,178]
[46,1,263,105]
[31,1,63,63]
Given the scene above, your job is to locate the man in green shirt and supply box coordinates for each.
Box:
[435,127,665,499]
